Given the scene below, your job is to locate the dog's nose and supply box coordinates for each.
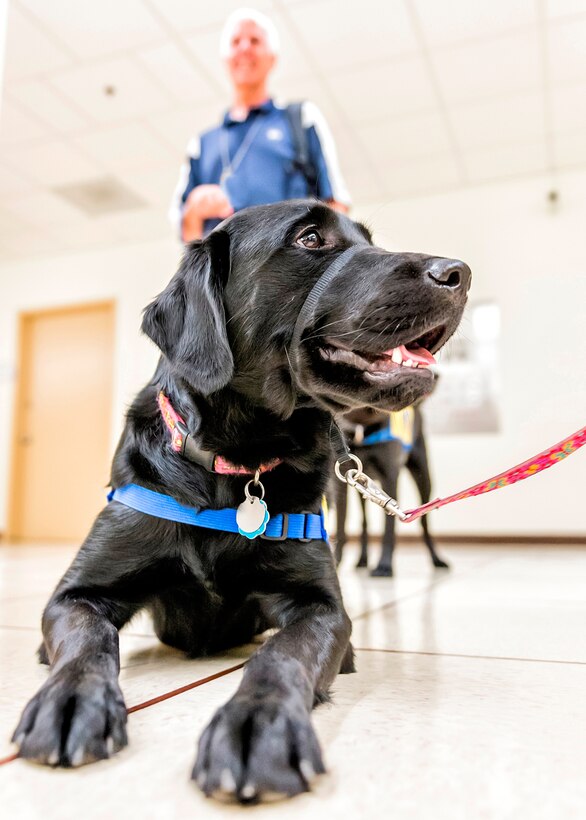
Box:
[426,259,471,292]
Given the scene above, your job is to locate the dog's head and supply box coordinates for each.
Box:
[143,201,470,417]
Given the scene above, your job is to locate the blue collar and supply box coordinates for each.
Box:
[222,98,276,127]
[108,484,327,542]
[362,426,412,449]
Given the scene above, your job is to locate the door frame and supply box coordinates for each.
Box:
[7,299,116,542]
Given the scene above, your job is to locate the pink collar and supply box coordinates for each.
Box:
[157,391,282,476]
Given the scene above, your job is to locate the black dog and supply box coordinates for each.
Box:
[334,405,450,576]
[12,201,470,802]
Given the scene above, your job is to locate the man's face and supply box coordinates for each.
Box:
[225,20,276,88]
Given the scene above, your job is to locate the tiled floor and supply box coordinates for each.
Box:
[1,542,585,819]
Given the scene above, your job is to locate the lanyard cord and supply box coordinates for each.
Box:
[220,115,265,181]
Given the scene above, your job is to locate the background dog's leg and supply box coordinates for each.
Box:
[357,491,369,568]
[11,510,153,767]
[371,451,401,577]
[334,479,348,566]
[407,434,450,571]
[193,572,352,803]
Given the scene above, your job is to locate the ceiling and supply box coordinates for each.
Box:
[1,0,586,261]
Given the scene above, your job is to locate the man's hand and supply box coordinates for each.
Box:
[182,185,234,242]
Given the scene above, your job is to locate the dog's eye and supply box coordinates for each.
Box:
[296,229,324,249]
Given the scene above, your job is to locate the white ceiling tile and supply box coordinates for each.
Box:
[8,80,90,134]
[545,0,586,19]
[183,28,232,96]
[449,92,545,150]
[0,165,34,197]
[357,111,452,166]
[48,219,131,249]
[329,56,438,124]
[274,76,339,123]
[288,0,418,70]
[74,124,176,174]
[551,82,586,130]
[4,140,100,187]
[430,31,541,104]
[0,229,70,259]
[18,0,164,59]
[50,58,172,124]
[3,5,73,82]
[121,165,184,208]
[414,0,536,46]
[0,205,33,238]
[380,153,462,198]
[261,16,315,82]
[0,100,50,145]
[548,17,586,82]
[6,190,95,227]
[95,207,170,242]
[136,42,217,104]
[145,102,225,155]
[462,140,547,182]
[147,0,274,34]
[342,168,386,204]
[553,129,586,166]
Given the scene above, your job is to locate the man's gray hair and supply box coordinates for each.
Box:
[219,8,280,57]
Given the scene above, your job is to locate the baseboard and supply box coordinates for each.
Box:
[341,534,586,546]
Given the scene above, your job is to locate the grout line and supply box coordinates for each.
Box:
[350,554,501,622]
[353,646,586,667]
[126,661,245,713]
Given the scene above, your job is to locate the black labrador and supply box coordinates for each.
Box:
[12,201,470,802]
[334,405,450,576]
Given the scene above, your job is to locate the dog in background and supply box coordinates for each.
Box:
[334,404,450,577]
[11,201,469,803]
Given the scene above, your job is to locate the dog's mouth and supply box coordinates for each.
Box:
[318,324,446,379]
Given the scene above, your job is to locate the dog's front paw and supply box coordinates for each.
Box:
[12,661,127,767]
[192,693,325,803]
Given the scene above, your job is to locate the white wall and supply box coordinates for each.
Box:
[1,168,584,537]
[0,237,181,531]
[353,169,585,537]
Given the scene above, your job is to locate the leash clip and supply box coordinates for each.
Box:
[335,454,407,520]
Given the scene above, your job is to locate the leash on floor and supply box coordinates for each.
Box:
[333,424,586,523]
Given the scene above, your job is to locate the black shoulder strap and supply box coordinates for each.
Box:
[285,102,319,197]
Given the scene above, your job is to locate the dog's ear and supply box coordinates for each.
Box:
[142,231,234,394]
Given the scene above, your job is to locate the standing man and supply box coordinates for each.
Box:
[169,7,351,241]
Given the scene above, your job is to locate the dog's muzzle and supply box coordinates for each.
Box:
[288,245,361,386]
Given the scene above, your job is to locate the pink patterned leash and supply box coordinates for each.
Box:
[335,426,586,522]
[402,425,586,523]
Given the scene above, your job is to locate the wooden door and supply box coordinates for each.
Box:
[9,302,115,542]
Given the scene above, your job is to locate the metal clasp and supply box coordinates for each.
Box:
[334,453,407,520]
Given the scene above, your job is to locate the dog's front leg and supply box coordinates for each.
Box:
[193,596,352,803]
[12,591,137,767]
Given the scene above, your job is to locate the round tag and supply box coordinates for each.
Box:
[236,497,270,539]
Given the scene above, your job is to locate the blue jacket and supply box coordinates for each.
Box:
[169,99,351,237]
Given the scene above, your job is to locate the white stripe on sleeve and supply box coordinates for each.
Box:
[168,136,201,235]
[301,101,351,206]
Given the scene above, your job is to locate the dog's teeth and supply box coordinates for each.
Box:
[241,784,256,800]
[391,348,403,364]
[404,359,414,368]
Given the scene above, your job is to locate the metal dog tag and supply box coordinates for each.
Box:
[236,496,270,539]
